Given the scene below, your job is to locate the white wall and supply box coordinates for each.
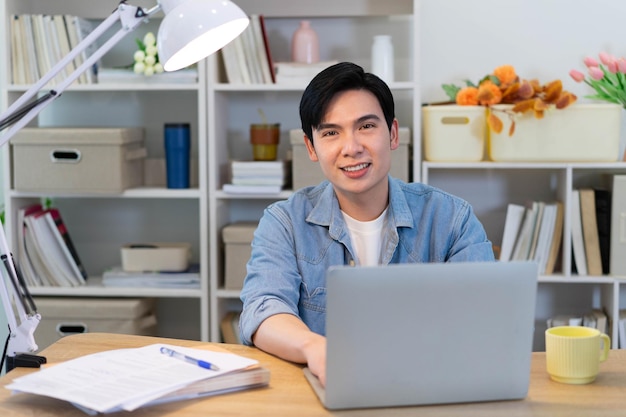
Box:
[420,0,626,105]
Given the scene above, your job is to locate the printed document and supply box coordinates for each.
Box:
[5,343,258,414]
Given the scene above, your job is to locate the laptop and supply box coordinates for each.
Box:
[304,261,538,410]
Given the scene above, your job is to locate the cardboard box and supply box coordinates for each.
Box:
[488,103,621,162]
[33,297,157,350]
[289,127,411,190]
[222,222,257,290]
[10,127,146,193]
[422,105,486,162]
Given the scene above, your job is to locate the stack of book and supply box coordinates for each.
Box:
[102,264,201,289]
[223,160,289,194]
[499,200,564,275]
[9,13,98,85]
[273,61,339,85]
[546,308,608,334]
[17,203,87,287]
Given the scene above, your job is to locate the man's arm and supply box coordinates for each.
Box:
[252,313,327,386]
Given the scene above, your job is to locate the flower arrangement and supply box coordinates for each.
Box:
[442,65,577,136]
[569,53,626,108]
[132,32,163,76]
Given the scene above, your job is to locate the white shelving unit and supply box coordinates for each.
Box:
[0,0,209,341]
[206,0,420,341]
[423,162,626,349]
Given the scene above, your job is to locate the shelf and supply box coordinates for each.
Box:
[27,277,203,298]
[10,187,203,199]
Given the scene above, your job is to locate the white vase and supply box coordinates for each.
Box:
[371,35,394,83]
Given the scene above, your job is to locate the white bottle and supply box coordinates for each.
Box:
[371,35,394,83]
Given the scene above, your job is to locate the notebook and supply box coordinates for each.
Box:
[304,261,538,410]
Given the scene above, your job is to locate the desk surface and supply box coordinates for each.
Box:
[0,333,625,416]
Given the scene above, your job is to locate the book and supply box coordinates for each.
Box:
[610,175,626,276]
[22,14,40,84]
[533,202,557,274]
[594,188,612,274]
[9,14,25,85]
[511,202,539,261]
[258,15,276,83]
[28,211,84,287]
[220,311,242,344]
[579,188,603,276]
[591,308,608,334]
[273,61,339,85]
[544,201,564,275]
[16,203,44,286]
[45,208,88,281]
[250,15,273,84]
[571,189,588,275]
[499,203,526,261]
[223,184,282,195]
[528,201,546,260]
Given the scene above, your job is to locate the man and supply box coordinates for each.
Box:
[239,62,494,386]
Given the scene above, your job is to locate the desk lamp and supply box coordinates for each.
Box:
[0,0,249,373]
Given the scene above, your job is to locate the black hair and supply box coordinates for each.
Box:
[299,62,395,144]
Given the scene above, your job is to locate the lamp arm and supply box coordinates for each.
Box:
[0,2,163,148]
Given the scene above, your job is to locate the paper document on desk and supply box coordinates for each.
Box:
[5,343,259,414]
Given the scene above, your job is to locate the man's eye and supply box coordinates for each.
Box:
[361,123,375,129]
[321,130,337,137]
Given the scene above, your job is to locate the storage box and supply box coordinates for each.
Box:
[33,297,157,350]
[121,242,191,272]
[488,103,622,162]
[422,105,486,162]
[222,222,257,290]
[10,127,146,193]
[289,127,411,190]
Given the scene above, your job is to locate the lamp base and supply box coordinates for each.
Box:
[6,353,47,372]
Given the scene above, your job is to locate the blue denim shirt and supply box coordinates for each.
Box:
[239,176,495,345]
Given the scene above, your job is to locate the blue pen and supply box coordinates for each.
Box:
[160,347,220,371]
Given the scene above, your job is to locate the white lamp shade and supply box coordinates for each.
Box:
[157,0,249,72]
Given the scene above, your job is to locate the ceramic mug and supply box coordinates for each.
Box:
[545,326,610,384]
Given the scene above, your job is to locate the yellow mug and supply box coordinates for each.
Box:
[545,326,610,384]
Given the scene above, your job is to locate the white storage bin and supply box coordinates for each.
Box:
[422,105,486,162]
[488,103,622,162]
[10,127,146,193]
[289,127,411,190]
[121,242,192,272]
[222,222,257,290]
[33,297,157,350]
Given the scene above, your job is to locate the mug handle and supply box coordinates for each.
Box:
[600,333,610,362]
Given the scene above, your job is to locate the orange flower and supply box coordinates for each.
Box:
[477,81,502,106]
[493,65,517,86]
[455,87,479,105]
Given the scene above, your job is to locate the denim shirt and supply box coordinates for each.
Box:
[239,176,495,345]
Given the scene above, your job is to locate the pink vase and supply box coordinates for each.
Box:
[291,20,319,64]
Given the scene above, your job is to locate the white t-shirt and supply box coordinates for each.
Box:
[342,207,388,266]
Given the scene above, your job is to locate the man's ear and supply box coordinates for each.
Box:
[389,119,400,151]
[304,135,319,162]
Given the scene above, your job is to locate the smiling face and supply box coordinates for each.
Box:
[304,89,399,220]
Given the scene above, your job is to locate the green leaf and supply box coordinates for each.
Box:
[463,79,477,88]
[135,38,145,51]
[441,84,461,101]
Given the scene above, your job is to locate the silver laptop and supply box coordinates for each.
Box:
[304,261,538,410]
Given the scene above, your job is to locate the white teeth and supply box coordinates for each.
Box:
[343,163,369,172]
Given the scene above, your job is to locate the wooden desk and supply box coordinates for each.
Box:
[1,333,625,416]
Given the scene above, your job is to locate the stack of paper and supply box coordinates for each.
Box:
[102,264,200,289]
[5,343,269,414]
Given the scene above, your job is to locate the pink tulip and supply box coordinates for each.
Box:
[569,69,585,82]
[608,60,619,74]
[589,66,605,81]
[584,56,599,67]
[618,59,626,74]
[599,52,615,66]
